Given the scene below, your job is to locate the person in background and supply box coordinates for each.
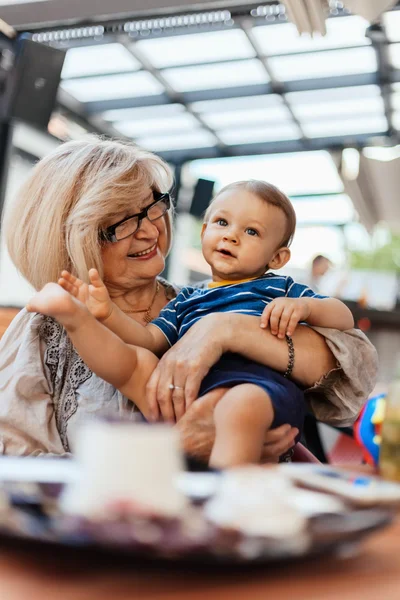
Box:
[0,139,377,460]
[308,255,332,293]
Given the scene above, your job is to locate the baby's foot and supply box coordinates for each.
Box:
[26,283,86,327]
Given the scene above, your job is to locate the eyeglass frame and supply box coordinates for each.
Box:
[100,191,171,243]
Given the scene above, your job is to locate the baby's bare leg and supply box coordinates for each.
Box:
[209,384,274,469]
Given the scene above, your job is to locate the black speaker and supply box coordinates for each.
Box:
[190,178,215,218]
[0,36,65,129]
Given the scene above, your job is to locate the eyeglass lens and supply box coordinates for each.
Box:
[114,197,169,241]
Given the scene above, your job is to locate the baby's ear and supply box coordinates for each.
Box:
[200,223,207,239]
[268,247,291,270]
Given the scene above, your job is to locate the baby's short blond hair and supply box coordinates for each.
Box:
[204,180,296,248]
[4,137,174,290]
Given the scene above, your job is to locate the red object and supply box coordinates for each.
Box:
[357,317,371,332]
[292,443,320,463]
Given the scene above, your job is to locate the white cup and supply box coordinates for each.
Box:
[61,421,187,518]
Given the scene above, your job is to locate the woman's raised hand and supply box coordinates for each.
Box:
[58,269,113,322]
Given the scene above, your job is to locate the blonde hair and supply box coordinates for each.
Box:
[204,180,296,248]
[4,137,174,290]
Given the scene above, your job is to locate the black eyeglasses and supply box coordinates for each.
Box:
[101,191,171,243]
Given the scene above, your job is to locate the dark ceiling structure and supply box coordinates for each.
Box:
[3,1,400,165]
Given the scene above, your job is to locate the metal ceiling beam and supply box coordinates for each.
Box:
[82,72,388,115]
[0,0,255,29]
[367,23,399,142]
[153,131,389,165]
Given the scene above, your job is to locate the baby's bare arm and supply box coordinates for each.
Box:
[60,269,168,356]
[306,297,354,330]
[26,282,157,417]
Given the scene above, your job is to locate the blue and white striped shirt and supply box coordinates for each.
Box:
[151,273,326,347]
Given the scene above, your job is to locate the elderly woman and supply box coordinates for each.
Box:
[0,138,377,460]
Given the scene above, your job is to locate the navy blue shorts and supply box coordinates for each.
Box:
[199,353,305,440]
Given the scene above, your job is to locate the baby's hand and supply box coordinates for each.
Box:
[260,297,311,339]
[58,269,113,321]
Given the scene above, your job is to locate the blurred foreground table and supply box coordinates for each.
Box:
[0,517,399,600]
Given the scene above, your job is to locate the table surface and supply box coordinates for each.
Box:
[0,516,399,600]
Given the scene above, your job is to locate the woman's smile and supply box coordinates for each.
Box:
[128,242,158,260]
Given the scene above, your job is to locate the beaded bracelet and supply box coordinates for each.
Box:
[284,334,295,378]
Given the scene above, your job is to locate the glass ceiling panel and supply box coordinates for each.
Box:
[252,15,370,56]
[286,84,380,104]
[383,10,400,42]
[392,92,400,112]
[301,115,388,138]
[135,29,255,68]
[218,123,301,145]
[101,104,185,122]
[389,43,400,69]
[189,151,343,195]
[201,106,292,129]
[162,59,268,92]
[190,94,283,114]
[62,44,140,79]
[136,130,217,151]
[113,113,201,137]
[287,87,385,120]
[269,47,377,81]
[61,72,163,102]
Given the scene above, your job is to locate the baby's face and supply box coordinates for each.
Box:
[201,189,288,282]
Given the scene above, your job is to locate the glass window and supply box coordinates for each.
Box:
[101,103,186,122]
[135,29,255,68]
[269,47,377,81]
[136,130,217,151]
[389,43,400,69]
[286,85,384,120]
[302,115,387,138]
[383,10,400,42]
[113,113,201,137]
[162,59,268,91]
[201,106,292,129]
[190,94,283,114]
[218,123,301,145]
[61,71,163,102]
[62,44,140,79]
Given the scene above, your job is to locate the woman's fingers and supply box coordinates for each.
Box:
[171,389,186,422]
[260,425,298,463]
[146,358,176,423]
[145,368,160,421]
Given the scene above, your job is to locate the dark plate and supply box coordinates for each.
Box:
[0,483,393,569]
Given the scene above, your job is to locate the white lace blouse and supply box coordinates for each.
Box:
[0,285,378,456]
